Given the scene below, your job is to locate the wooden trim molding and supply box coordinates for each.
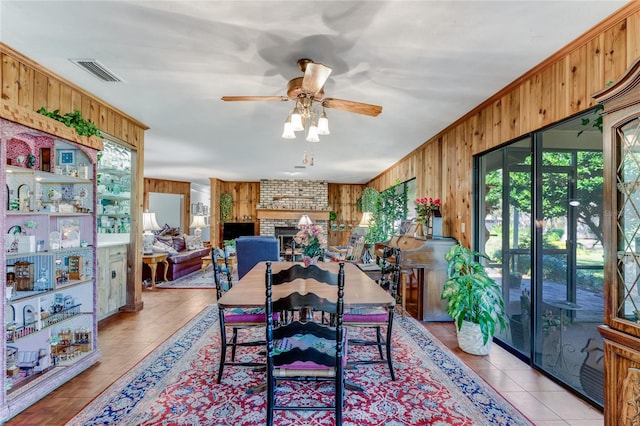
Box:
[257,209,330,221]
[0,100,104,150]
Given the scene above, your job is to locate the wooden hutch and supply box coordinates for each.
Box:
[595,57,640,425]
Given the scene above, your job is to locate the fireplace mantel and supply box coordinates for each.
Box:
[257,209,330,221]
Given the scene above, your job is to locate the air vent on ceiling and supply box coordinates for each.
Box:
[294,165,306,169]
[69,59,125,82]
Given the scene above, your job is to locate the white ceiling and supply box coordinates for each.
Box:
[0,1,627,186]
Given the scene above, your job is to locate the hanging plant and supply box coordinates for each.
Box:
[220,192,233,223]
[37,107,102,137]
[359,187,379,212]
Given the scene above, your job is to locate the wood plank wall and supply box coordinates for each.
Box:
[368,2,640,248]
[0,42,149,313]
[328,183,365,246]
[208,181,260,246]
[143,178,191,234]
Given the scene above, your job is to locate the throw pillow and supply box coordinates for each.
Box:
[185,235,205,250]
[152,241,178,255]
[159,223,172,236]
[172,235,186,252]
[156,235,173,246]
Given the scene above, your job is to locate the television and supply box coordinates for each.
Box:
[223,222,255,241]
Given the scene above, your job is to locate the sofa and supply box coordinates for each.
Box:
[143,233,210,282]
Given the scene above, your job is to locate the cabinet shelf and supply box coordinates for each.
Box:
[6,166,91,184]
[99,193,130,202]
[6,247,93,259]
[6,212,93,217]
[6,304,82,342]
[98,167,130,176]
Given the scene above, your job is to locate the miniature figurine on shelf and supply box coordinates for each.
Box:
[34,267,49,291]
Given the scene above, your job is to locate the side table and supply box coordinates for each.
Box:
[201,256,212,276]
[142,253,169,290]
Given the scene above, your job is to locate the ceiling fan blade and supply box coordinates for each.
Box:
[302,62,332,95]
[221,96,289,102]
[322,98,383,117]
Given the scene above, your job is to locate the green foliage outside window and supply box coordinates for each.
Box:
[365,181,407,244]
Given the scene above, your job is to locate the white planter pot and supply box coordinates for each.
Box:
[456,320,492,355]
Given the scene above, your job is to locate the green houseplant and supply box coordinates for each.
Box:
[441,243,507,355]
[220,193,233,223]
[37,107,102,137]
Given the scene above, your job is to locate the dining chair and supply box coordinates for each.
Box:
[343,246,400,380]
[235,236,280,279]
[214,248,275,384]
[265,262,346,426]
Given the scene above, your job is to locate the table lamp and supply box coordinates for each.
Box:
[358,212,373,227]
[189,215,207,238]
[142,211,161,254]
[298,214,313,228]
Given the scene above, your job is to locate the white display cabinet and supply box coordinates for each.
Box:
[1,117,101,421]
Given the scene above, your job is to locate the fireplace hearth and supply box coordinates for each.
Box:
[274,227,298,256]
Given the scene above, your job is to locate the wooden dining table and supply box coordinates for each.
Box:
[216,260,396,394]
[216,261,396,309]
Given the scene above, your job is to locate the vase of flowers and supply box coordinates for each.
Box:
[415,197,441,236]
[294,223,326,264]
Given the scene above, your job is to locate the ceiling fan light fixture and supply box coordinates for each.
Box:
[317,110,330,135]
[281,118,296,139]
[291,105,304,132]
[306,121,320,142]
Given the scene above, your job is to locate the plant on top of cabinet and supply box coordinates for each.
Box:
[37,108,101,137]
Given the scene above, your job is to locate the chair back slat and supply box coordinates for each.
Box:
[271,264,339,286]
[273,292,338,314]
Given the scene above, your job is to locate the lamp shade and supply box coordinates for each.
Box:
[142,212,161,232]
[189,215,207,229]
[317,111,330,135]
[358,211,373,227]
[306,122,320,142]
[281,120,296,139]
[291,108,304,132]
[298,214,313,228]
[142,211,161,255]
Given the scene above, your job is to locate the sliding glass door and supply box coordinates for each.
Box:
[476,109,605,407]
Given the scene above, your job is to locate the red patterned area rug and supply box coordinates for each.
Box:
[67,305,533,426]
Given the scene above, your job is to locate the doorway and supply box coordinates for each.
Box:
[476,108,605,407]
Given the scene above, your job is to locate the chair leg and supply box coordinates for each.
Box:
[376,326,384,359]
[217,319,228,384]
[266,375,275,426]
[386,315,396,381]
[231,328,239,361]
[336,370,344,425]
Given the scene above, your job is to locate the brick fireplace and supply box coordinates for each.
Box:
[257,179,330,236]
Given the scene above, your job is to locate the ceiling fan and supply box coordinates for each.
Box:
[221,58,382,141]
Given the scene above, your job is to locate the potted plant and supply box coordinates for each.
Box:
[441,243,507,355]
